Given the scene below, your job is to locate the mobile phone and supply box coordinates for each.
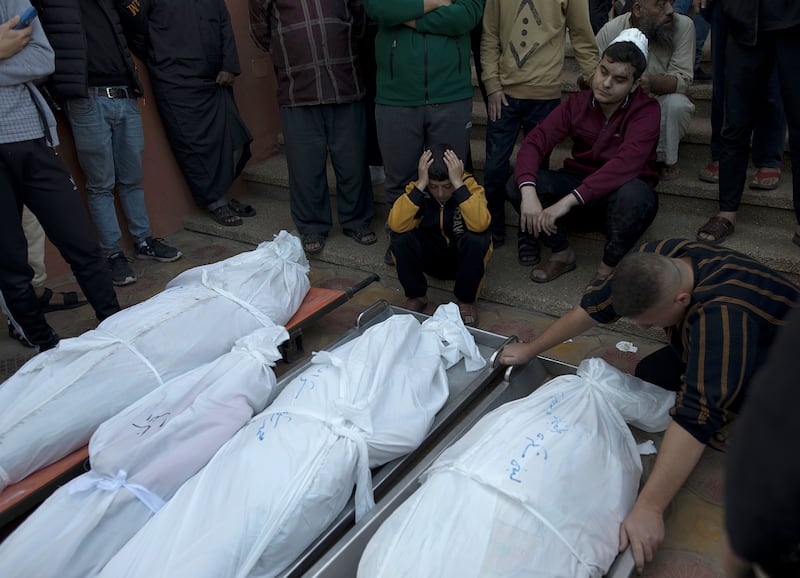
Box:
[12,5,37,29]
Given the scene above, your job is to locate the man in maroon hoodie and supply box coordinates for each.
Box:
[509,28,660,284]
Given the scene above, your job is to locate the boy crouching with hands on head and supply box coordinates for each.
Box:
[388,144,493,327]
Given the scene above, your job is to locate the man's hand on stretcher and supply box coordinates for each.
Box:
[499,307,599,367]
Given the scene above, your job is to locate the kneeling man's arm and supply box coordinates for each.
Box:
[620,421,705,573]
[499,306,597,365]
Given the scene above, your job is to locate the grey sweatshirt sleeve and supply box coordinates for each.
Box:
[0,1,55,86]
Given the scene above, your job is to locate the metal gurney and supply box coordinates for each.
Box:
[279,302,638,578]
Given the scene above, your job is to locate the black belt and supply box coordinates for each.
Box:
[88,86,136,99]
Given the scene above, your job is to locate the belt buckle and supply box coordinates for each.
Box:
[104,87,127,99]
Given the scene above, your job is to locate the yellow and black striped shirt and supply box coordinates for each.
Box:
[581,239,799,443]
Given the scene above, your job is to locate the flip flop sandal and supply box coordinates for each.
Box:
[39,287,88,313]
[302,233,326,254]
[402,297,428,313]
[749,168,781,191]
[530,258,577,283]
[698,161,719,184]
[517,236,541,266]
[697,216,734,244]
[456,300,478,327]
[209,204,243,227]
[343,228,378,246]
[228,198,257,217]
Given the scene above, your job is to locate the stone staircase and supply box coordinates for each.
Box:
[184,51,797,344]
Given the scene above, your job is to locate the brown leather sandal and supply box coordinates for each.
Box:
[697,216,735,244]
[530,258,577,283]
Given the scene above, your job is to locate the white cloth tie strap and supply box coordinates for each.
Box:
[94,330,164,387]
[266,403,375,523]
[201,270,275,329]
[427,462,593,572]
[67,469,166,514]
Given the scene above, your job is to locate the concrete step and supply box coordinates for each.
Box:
[476,55,715,117]
[240,152,800,280]
[472,99,715,148]
[183,186,670,345]
[470,84,789,155]
[467,137,794,213]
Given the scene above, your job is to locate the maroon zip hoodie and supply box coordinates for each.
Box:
[515,88,660,204]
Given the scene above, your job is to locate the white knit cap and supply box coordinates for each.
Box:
[608,28,649,63]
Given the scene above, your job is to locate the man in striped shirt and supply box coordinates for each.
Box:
[500,238,799,573]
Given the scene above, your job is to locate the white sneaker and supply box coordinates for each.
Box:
[369,165,385,185]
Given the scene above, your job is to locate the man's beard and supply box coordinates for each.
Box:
[637,10,674,48]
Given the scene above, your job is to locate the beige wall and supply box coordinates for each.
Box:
[46,0,280,277]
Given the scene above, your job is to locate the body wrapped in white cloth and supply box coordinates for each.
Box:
[0,231,310,492]
[357,358,676,578]
[0,326,288,578]
[98,304,486,578]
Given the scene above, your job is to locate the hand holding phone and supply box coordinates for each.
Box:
[0,12,33,60]
[12,6,38,30]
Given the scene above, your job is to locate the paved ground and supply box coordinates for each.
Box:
[0,229,727,576]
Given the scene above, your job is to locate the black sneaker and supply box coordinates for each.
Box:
[108,252,137,286]
[134,237,182,263]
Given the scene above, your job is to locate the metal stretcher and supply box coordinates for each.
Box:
[277,301,636,578]
[0,274,380,532]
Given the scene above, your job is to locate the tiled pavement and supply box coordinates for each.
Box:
[0,230,726,576]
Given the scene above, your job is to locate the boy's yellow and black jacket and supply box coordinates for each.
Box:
[388,174,491,241]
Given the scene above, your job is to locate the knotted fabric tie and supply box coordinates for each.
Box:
[68,469,165,514]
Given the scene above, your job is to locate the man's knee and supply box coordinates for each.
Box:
[612,180,658,214]
[659,93,695,132]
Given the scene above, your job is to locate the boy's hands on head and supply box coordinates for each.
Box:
[416,149,433,192]
[443,149,464,189]
[0,16,32,60]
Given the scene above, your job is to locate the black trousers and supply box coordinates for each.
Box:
[507,169,658,267]
[391,228,492,303]
[719,25,800,222]
[634,345,684,391]
[0,138,119,347]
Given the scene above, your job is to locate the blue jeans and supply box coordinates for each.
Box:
[673,0,710,69]
[65,95,151,255]
[483,95,560,237]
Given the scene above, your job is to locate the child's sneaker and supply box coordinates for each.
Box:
[108,252,137,286]
[134,237,182,263]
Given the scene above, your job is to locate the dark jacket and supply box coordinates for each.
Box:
[32,0,142,100]
[364,0,482,107]
[515,88,660,204]
[722,0,800,46]
[249,0,366,107]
